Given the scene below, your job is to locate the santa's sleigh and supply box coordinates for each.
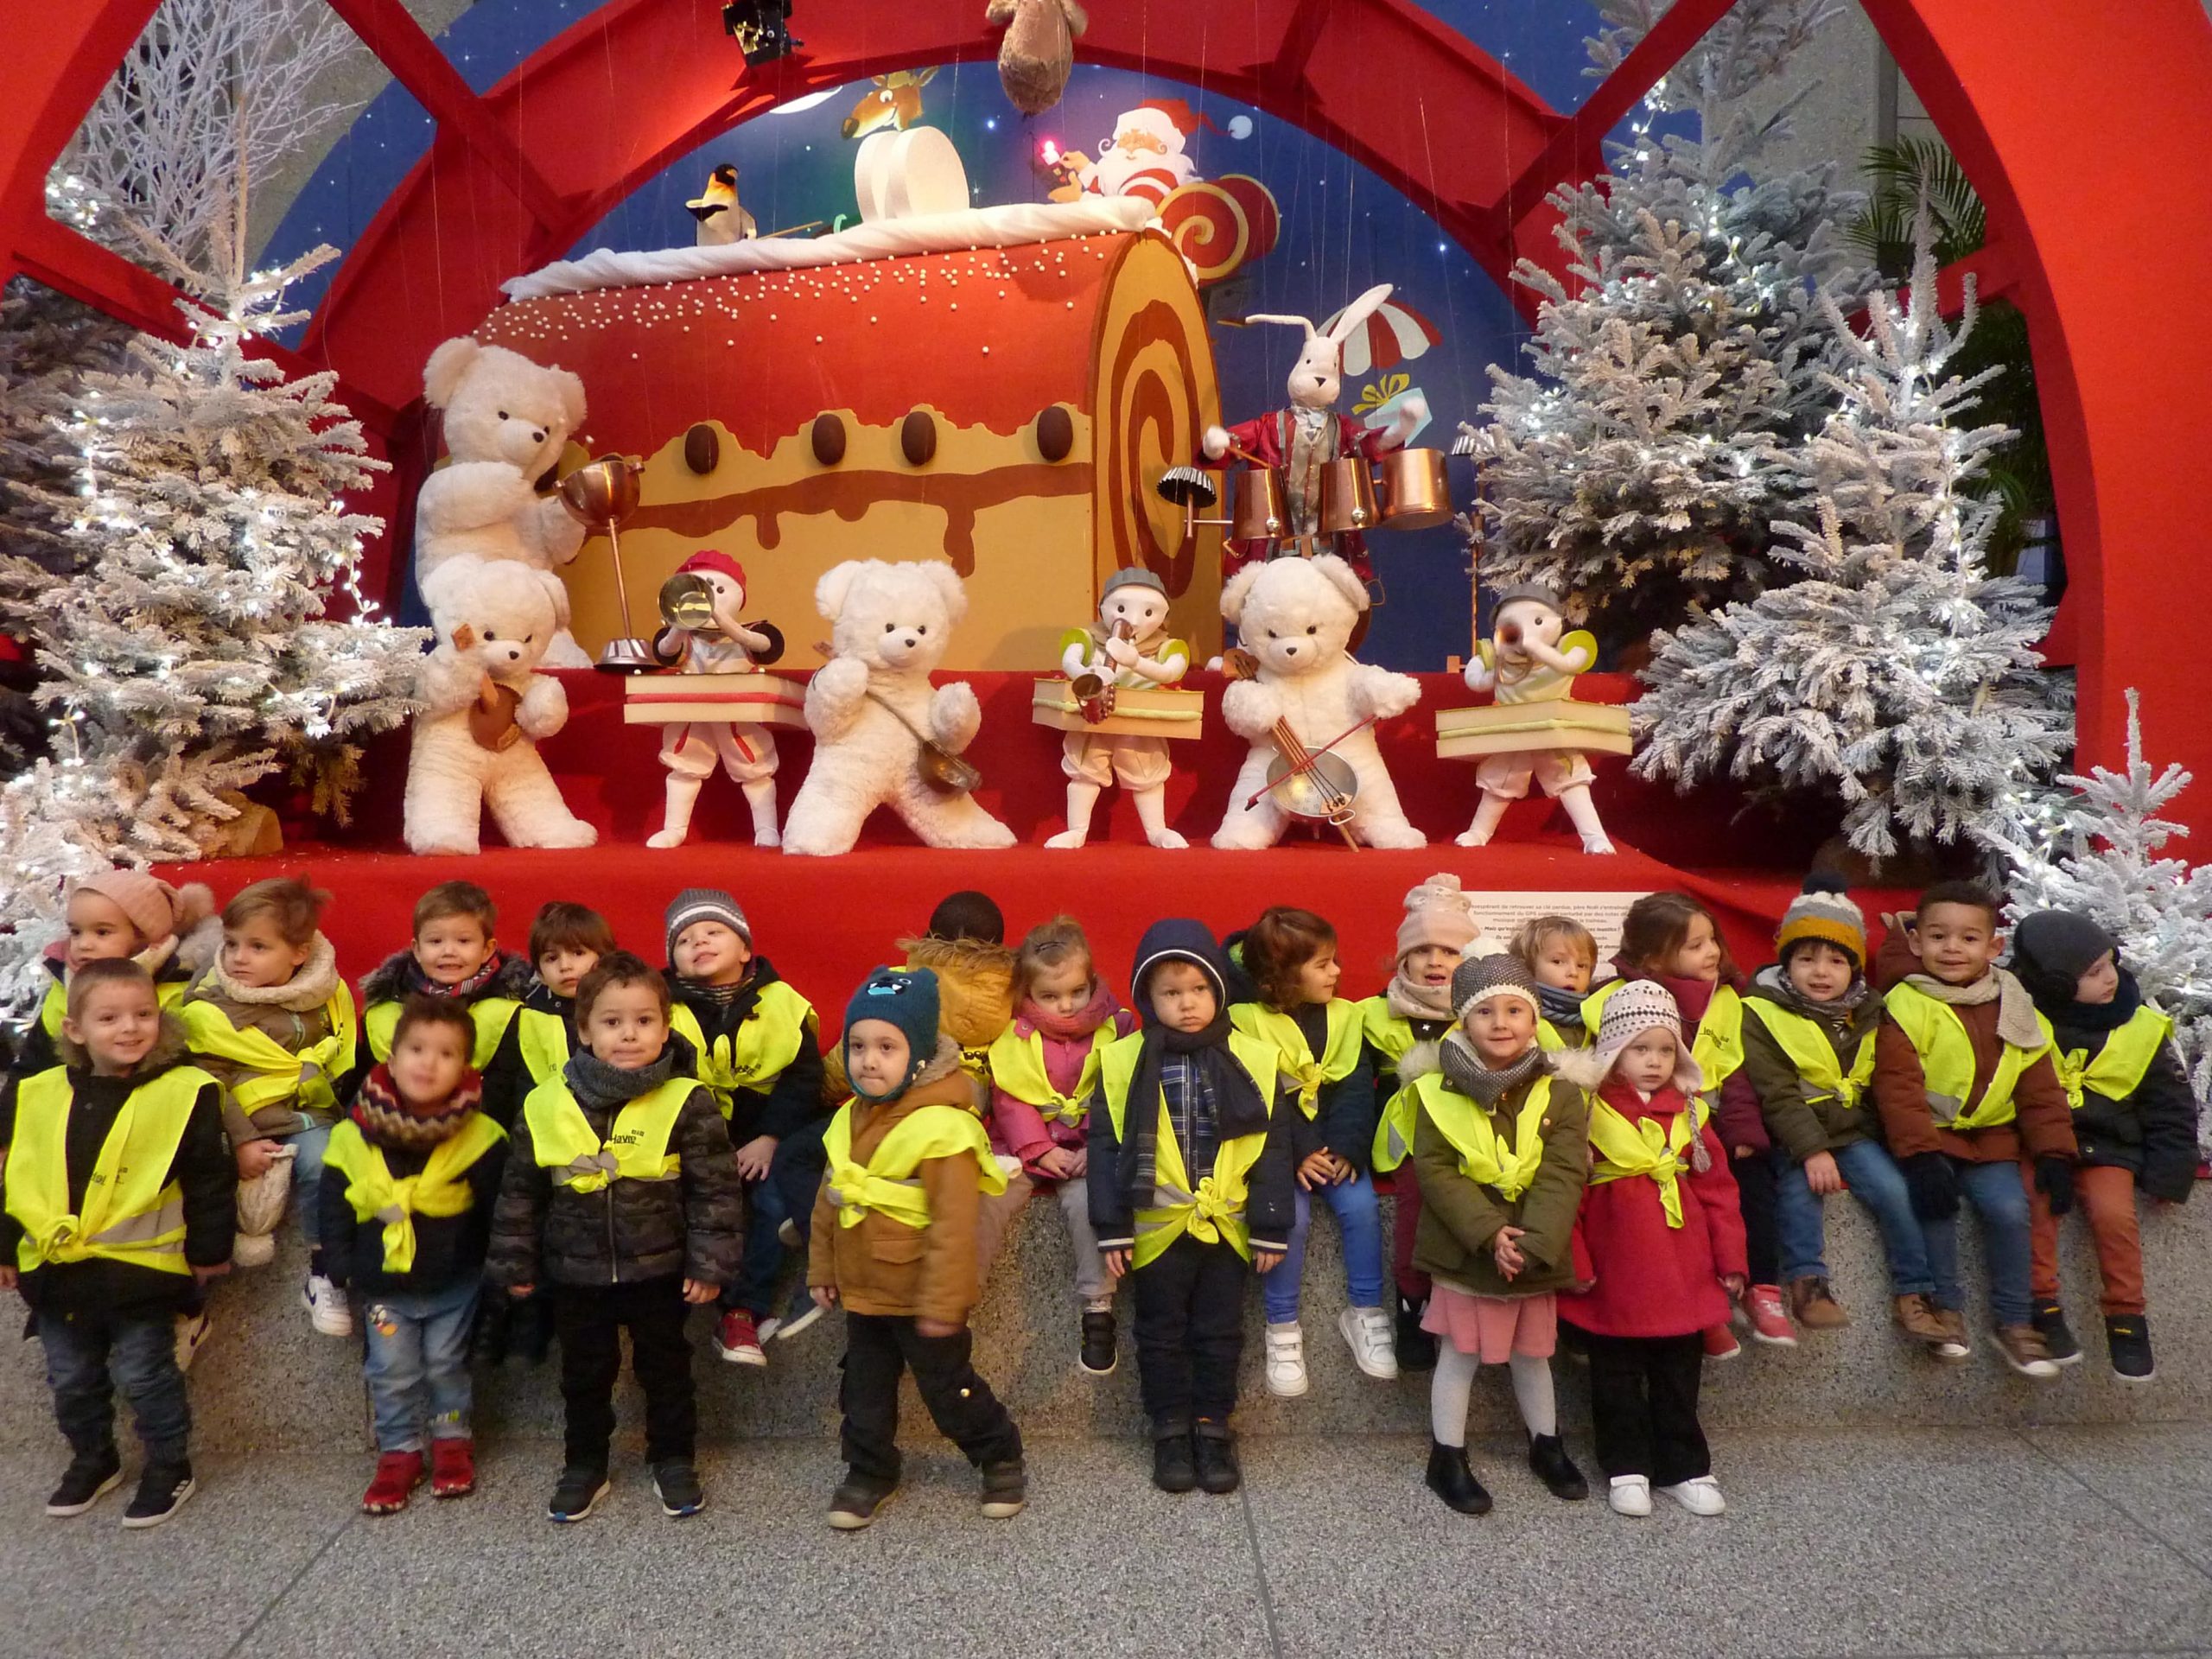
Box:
[622,673,809,727]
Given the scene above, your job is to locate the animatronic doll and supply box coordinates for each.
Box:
[1046,569,1192,850]
[645,550,788,849]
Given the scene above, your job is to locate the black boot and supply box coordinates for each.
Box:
[1395,1293,1437,1373]
[1424,1440,1491,1516]
[1152,1420,1197,1494]
[1528,1433,1588,1501]
[2031,1300,2082,1366]
[470,1294,512,1365]
[1192,1420,1241,1495]
[1079,1310,1116,1376]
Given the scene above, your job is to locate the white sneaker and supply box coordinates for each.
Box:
[1660,1474,1726,1516]
[1264,1321,1309,1397]
[172,1311,213,1373]
[1338,1305,1400,1380]
[302,1274,353,1337]
[231,1231,276,1269]
[1607,1475,1653,1516]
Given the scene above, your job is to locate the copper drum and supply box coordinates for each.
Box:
[1318,455,1379,535]
[1231,465,1289,542]
[1378,448,1452,530]
[556,454,642,530]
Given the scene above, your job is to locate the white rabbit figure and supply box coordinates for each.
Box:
[1199,283,1428,588]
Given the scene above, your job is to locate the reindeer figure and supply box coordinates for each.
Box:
[842,69,940,140]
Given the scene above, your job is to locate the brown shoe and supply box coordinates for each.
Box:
[1994,1323,2061,1380]
[1790,1278,1850,1330]
[1891,1294,1948,1344]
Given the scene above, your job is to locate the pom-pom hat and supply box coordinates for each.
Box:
[1776,873,1867,969]
[1396,873,1482,960]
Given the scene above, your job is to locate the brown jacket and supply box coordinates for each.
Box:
[1872,988,2075,1164]
[807,1041,993,1327]
[180,938,346,1143]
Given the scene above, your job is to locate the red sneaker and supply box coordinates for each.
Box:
[362,1451,424,1515]
[1743,1284,1799,1348]
[430,1437,476,1499]
[1701,1324,1741,1362]
[715,1309,767,1367]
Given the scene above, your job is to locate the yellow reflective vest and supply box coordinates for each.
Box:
[668,982,815,1118]
[523,1075,694,1193]
[182,982,359,1119]
[365,995,518,1071]
[1586,1096,1700,1230]
[2037,1005,2173,1113]
[986,1024,1108,1127]
[1583,978,1745,1122]
[1411,1071,1556,1203]
[1363,998,1445,1173]
[1099,1029,1281,1268]
[1230,1000,1364,1119]
[1743,999,1875,1112]
[822,1098,1005,1230]
[324,1113,505,1273]
[5,1065,208,1275]
[1883,982,2050,1132]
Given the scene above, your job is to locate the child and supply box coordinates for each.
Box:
[1559,981,1745,1519]
[0,959,234,1527]
[2011,910,2197,1379]
[1745,877,1949,1351]
[1511,914,1599,1050]
[1404,953,1590,1515]
[1089,920,1297,1497]
[14,874,214,1079]
[1363,874,1483,1373]
[661,889,826,1368]
[810,967,1027,1529]
[1586,892,1787,1352]
[1230,906,1394,1393]
[320,996,507,1514]
[182,880,356,1275]
[986,917,1136,1375]
[1873,881,2075,1378]
[488,953,742,1522]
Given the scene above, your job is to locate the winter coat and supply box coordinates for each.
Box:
[1872,985,2075,1164]
[1560,1079,1746,1339]
[348,950,537,1103]
[1742,969,1887,1164]
[1408,1064,1590,1298]
[479,982,574,1133]
[822,936,1017,1099]
[987,1006,1138,1173]
[318,1122,507,1298]
[667,957,827,1142]
[1237,1001,1381,1172]
[2041,1007,2201,1199]
[182,936,348,1145]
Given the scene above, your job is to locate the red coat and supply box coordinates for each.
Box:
[1560,1079,1748,1339]
[1212,410,1389,583]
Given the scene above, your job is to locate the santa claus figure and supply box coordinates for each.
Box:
[1065,97,1210,206]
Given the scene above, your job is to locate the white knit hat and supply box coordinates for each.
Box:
[1556,978,1704,1097]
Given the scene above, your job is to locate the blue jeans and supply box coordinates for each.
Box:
[360,1275,479,1452]
[1263,1171,1387,1323]
[286,1120,334,1249]
[1775,1138,1935,1297]
[1922,1155,2035,1326]
[727,1119,829,1317]
[39,1306,190,1464]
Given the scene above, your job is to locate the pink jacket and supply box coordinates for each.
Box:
[987,1007,1138,1179]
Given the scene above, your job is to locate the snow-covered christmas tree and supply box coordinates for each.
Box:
[1630,219,2072,860]
[1458,0,1868,632]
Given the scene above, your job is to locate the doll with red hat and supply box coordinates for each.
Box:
[645,550,787,849]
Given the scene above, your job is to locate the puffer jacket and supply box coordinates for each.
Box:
[1741,967,1887,1164]
[347,949,537,1103]
[182,934,347,1144]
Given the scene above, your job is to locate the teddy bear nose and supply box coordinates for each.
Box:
[1282,643,1299,656]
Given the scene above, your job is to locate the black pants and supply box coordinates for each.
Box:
[840,1312,1022,1483]
[1733,1148,1781,1287]
[552,1277,696,1470]
[1131,1234,1248,1429]
[1580,1329,1709,1486]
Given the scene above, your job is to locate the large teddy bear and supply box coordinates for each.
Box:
[415,336,593,667]
[781,559,1017,857]
[403,556,599,856]
[1213,554,1427,849]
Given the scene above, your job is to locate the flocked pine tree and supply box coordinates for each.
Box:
[1631,221,2072,860]
[1458,0,1867,632]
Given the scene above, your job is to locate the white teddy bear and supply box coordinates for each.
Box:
[780,559,1017,857]
[1212,554,1427,850]
[403,556,600,856]
[415,336,593,667]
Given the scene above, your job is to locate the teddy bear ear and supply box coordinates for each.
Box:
[417,554,478,623]
[423,337,481,410]
[1309,553,1370,613]
[919,560,968,625]
[1218,563,1262,626]
[550,366,587,430]
[814,560,866,620]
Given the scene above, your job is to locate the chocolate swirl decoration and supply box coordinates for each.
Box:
[1099,296,1209,597]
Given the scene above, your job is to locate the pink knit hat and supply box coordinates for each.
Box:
[71,871,213,948]
[1395,873,1482,960]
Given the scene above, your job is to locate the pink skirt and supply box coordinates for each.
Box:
[1423,1283,1557,1363]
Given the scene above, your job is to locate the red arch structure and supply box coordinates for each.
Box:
[2,0,2208,829]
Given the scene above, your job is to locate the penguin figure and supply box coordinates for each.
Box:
[686,163,757,245]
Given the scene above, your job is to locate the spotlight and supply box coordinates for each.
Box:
[723,0,799,67]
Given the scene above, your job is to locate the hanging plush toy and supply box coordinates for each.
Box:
[985,0,1087,116]
[642,550,788,849]
[1041,567,1193,849]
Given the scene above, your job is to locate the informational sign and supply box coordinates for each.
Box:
[1462,890,1650,963]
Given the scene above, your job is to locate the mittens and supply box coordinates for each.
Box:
[1902,1151,1961,1221]
[2034,1154,2077,1217]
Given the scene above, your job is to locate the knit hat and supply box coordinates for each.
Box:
[1587,978,1703,1097]
[665,888,750,959]
[1131,918,1229,1016]
[1103,567,1167,599]
[1450,951,1540,1023]
[2012,910,2119,1005]
[1776,872,1867,969]
[678,548,747,591]
[72,871,213,948]
[1396,872,1482,960]
[843,965,941,1096]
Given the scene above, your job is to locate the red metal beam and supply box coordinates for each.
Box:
[1266,0,1336,86]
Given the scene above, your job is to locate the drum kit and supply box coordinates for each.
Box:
[1155,442,1454,549]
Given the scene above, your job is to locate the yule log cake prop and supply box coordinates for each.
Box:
[1030,679,1205,739]
[622,672,809,728]
[479,200,1224,671]
[1433,701,1635,760]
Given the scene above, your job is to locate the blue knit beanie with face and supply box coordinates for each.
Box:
[843,966,941,1098]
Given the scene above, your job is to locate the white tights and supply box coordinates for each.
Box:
[1430,1346,1558,1447]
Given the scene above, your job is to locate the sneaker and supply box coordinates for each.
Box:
[1425,1440,1492,1516]
[302,1274,352,1338]
[652,1459,705,1519]
[828,1470,898,1529]
[1892,1293,1950,1345]
[1528,1433,1588,1502]
[1192,1421,1240,1496]
[1606,1474,1652,1517]
[121,1462,195,1529]
[1994,1322,2061,1380]
[714,1309,767,1367]
[1263,1321,1308,1397]
[173,1309,214,1373]
[1338,1305,1400,1380]
[1789,1277,1850,1330]
[231,1230,276,1268]
[1395,1294,1437,1372]
[1701,1324,1741,1362]
[1659,1474,1727,1516]
[430,1437,476,1499]
[772,1288,827,1344]
[546,1465,610,1523]
[1742,1284,1797,1346]
[362,1450,424,1515]
[979,1459,1027,1519]
[1152,1428,1197,1494]
[2106,1314,2156,1382]
[1078,1309,1117,1376]
[2031,1300,2083,1367]
[45,1447,122,1517]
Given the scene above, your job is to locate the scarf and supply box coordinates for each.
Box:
[680,971,753,1009]
[1386,970,1455,1025]
[563,1044,678,1111]
[404,950,510,1002]
[1120,1010,1267,1203]
[1535,982,1586,1029]
[199,932,342,1014]
[1438,1030,1546,1104]
[353,1064,483,1152]
[1750,963,1871,1021]
[1019,982,1122,1044]
[2043,968,2145,1036]
[1903,966,2044,1049]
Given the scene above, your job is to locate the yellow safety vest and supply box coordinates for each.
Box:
[324,1114,505,1273]
[668,982,814,1118]
[1363,998,1446,1173]
[1230,1001,1365,1119]
[1536,1018,1571,1052]
[2037,1005,2173,1113]
[1100,1029,1281,1268]
[1586,1096,1700,1229]
[1883,982,2049,1132]
[523,1075,693,1193]
[986,1024,1108,1126]
[1743,999,1875,1111]
[821,1099,1005,1231]
[1411,1071,1556,1203]
[517,1008,570,1086]
[181,982,359,1119]
[1582,978,1744,1119]
[5,1065,207,1275]
[365,995,518,1070]
[1359,997,1420,1069]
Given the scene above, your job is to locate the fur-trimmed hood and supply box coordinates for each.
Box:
[896,934,1015,1048]
[188,931,342,1014]
[56,1008,194,1077]
[360,948,536,1007]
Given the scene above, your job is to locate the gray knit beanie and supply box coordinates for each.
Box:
[1451,952,1541,1022]
[665,888,750,960]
